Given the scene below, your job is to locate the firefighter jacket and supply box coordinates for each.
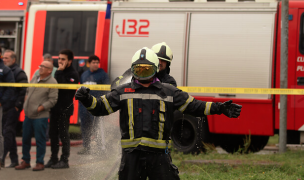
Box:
[83,79,223,153]
[156,69,177,87]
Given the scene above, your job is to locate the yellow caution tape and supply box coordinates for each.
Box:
[0,82,304,95]
[0,83,111,91]
[177,87,304,95]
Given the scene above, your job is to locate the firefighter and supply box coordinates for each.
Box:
[111,42,176,90]
[151,42,176,87]
[75,47,242,180]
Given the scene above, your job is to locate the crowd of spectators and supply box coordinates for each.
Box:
[0,48,109,171]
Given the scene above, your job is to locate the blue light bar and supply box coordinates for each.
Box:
[18,2,24,6]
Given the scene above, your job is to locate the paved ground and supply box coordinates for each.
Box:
[1,113,122,180]
[1,142,121,180]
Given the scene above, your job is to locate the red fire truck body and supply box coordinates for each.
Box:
[0,0,111,124]
[2,0,304,153]
[107,0,304,153]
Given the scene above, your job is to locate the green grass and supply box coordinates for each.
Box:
[267,134,279,146]
[171,146,304,180]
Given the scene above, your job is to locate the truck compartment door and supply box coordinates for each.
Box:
[294,9,304,131]
[188,12,276,136]
[109,12,186,86]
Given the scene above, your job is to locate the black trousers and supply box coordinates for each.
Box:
[2,107,19,164]
[49,113,70,163]
[118,150,180,180]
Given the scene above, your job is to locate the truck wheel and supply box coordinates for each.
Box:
[217,135,244,153]
[286,130,300,144]
[248,135,269,152]
[218,135,269,153]
[171,112,210,154]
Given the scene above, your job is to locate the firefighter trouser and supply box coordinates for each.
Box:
[118,150,180,180]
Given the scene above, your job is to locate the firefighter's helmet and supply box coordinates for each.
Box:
[131,47,159,80]
[151,42,173,62]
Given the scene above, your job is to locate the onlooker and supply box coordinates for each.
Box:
[33,53,57,78]
[2,50,28,168]
[77,55,110,155]
[0,57,15,169]
[15,61,58,171]
[33,53,57,141]
[45,49,79,169]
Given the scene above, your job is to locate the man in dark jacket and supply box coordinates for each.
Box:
[0,57,15,169]
[75,47,242,180]
[2,50,28,168]
[45,49,79,169]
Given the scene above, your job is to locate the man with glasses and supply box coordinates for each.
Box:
[33,53,57,142]
[33,53,58,78]
[2,50,28,168]
[15,61,58,171]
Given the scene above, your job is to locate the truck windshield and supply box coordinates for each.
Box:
[43,11,98,56]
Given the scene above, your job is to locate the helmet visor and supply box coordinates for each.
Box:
[131,64,157,80]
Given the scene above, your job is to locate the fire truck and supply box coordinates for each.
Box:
[0,0,111,125]
[108,0,304,154]
[1,0,304,154]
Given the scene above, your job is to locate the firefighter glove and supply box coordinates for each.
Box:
[219,100,242,118]
[75,86,91,106]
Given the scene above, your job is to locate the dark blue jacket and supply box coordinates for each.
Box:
[9,63,28,111]
[80,68,110,97]
[0,58,15,111]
